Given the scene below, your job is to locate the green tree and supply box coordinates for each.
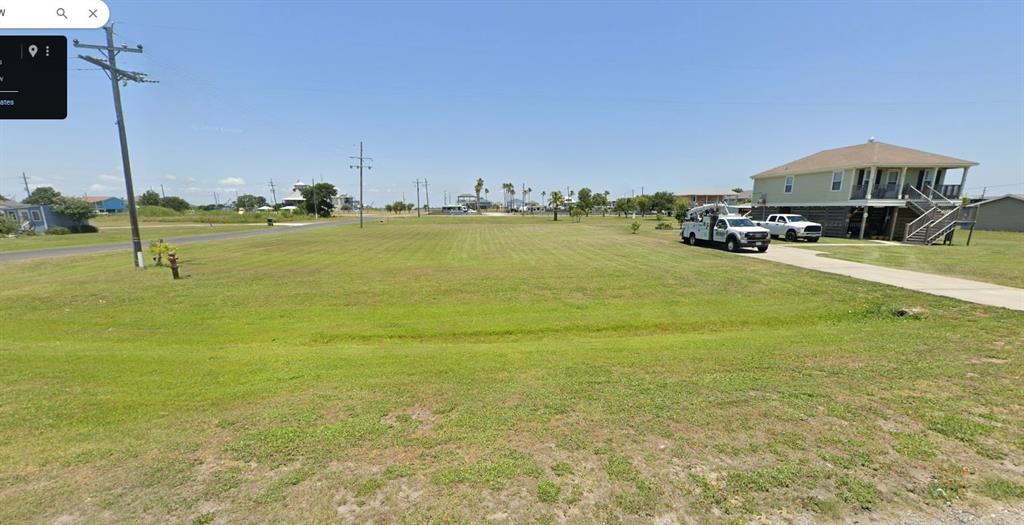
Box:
[649,191,675,214]
[300,182,337,217]
[138,190,161,207]
[570,206,585,223]
[615,197,639,217]
[548,190,565,221]
[160,196,192,212]
[52,196,97,225]
[593,192,609,216]
[576,187,594,216]
[672,198,691,225]
[234,194,267,210]
[732,187,744,194]
[634,195,652,217]
[474,178,484,212]
[384,203,394,214]
[23,186,62,205]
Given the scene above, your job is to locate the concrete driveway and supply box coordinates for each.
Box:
[739,246,1024,311]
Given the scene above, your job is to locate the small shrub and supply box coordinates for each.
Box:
[629,221,641,234]
[46,226,70,235]
[0,215,17,235]
[654,222,673,230]
[149,240,177,266]
[69,224,99,234]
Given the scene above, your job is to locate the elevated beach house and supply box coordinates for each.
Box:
[750,139,977,243]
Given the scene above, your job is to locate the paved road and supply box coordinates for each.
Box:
[0,217,368,263]
[740,246,1024,311]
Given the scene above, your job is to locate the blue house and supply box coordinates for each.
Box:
[83,196,125,213]
[0,202,86,234]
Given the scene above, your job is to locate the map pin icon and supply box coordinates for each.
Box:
[28,45,38,58]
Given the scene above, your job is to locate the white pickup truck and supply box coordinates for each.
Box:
[681,204,771,252]
[755,214,823,242]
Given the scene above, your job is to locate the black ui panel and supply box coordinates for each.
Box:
[0,36,68,119]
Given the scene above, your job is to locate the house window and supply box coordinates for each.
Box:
[831,170,843,191]
[19,210,30,222]
[30,210,42,222]
[784,176,794,193]
[886,169,899,187]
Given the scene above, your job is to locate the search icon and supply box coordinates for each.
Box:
[56,8,68,19]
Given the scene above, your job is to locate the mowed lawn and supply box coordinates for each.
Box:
[790,230,1024,288]
[0,217,1022,524]
[0,222,261,253]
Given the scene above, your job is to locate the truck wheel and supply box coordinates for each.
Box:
[688,232,697,245]
[726,236,739,252]
[757,246,768,253]
[786,230,797,242]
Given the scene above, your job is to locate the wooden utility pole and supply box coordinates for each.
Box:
[424,179,429,211]
[966,186,985,247]
[349,142,372,229]
[21,172,30,198]
[74,25,155,268]
[268,179,277,205]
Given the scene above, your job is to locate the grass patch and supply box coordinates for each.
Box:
[977,477,1024,501]
[0,217,1021,522]
[537,480,561,503]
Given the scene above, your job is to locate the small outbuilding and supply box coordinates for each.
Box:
[966,194,1024,232]
[1,202,87,234]
[82,196,125,214]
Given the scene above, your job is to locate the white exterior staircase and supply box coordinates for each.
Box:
[902,186,964,245]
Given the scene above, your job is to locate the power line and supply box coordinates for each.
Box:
[73,25,156,269]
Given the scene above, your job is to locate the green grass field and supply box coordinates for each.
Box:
[1,217,1021,523]
[790,230,1024,288]
[0,222,262,253]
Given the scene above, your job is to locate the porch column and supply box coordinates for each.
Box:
[959,166,970,199]
[898,166,908,199]
[859,167,876,239]
[888,207,900,240]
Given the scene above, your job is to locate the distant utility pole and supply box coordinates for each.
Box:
[160,184,166,198]
[74,25,155,269]
[414,179,422,217]
[424,179,430,210]
[21,172,30,198]
[966,186,986,247]
[349,141,372,229]
[268,179,277,205]
[213,192,219,206]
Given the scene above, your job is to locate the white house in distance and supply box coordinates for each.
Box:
[281,180,308,208]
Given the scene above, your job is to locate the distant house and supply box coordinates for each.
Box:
[675,189,742,206]
[332,193,356,210]
[0,202,86,234]
[82,196,125,214]
[457,193,493,209]
[750,139,977,243]
[965,194,1024,232]
[281,180,308,207]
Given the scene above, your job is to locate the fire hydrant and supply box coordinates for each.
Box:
[167,250,181,280]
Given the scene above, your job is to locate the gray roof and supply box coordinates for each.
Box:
[752,140,978,179]
[967,194,1024,207]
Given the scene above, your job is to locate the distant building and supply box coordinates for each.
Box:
[675,189,740,206]
[281,180,308,207]
[82,196,125,214]
[332,193,356,210]
[965,194,1024,232]
[1,202,87,234]
[457,193,493,209]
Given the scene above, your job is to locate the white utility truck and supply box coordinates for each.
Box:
[681,203,771,252]
[754,214,823,242]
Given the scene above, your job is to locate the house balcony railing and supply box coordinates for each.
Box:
[850,185,868,200]
[871,185,901,199]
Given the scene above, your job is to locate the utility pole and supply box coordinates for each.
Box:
[160,183,166,198]
[424,179,430,211]
[349,141,372,229]
[412,182,418,215]
[74,25,155,269]
[21,172,30,198]
[966,186,985,247]
[268,179,277,205]
[213,192,219,207]
[310,179,317,220]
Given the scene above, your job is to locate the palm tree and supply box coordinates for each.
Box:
[526,187,533,214]
[541,190,547,210]
[474,178,484,213]
[485,187,490,208]
[549,191,565,221]
[508,185,516,212]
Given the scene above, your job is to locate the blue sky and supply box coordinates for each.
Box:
[2,0,1022,205]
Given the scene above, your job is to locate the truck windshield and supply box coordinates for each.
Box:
[784,215,807,222]
[727,218,755,227]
